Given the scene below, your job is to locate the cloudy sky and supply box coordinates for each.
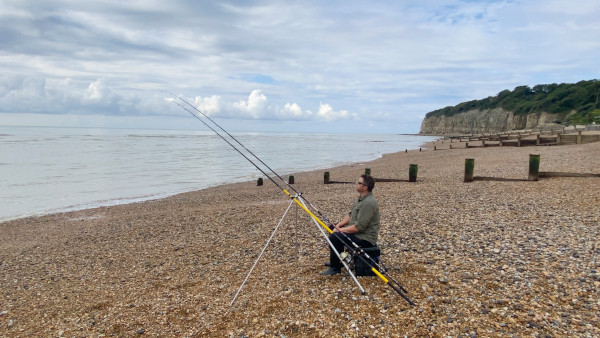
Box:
[1,0,599,133]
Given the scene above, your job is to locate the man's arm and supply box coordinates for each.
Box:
[353,204,375,232]
[334,216,350,231]
[337,224,359,234]
[335,216,359,233]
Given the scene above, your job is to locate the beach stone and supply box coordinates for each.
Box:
[2,138,600,337]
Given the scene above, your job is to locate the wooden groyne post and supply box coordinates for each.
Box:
[464,158,475,183]
[529,154,540,181]
[409,164,418,182]
[324,171,330,184]
[288,175,295,184]
[365,168,371,176]
[257,177,263,186]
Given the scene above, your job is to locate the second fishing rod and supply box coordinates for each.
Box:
[173,94,334,224]
[169,95,414,305]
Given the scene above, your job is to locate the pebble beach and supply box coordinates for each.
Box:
[1,140,599,337]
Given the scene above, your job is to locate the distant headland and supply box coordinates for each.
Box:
[420,80,600,135]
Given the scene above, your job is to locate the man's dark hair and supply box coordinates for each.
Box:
[361,174,375,192]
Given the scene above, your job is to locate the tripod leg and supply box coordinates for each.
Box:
[230,199,296,306]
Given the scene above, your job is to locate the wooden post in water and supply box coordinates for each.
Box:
[288,175,295,184]
[464,158,475,183]
[409,164,418,182]
[528,154,540,181]
[257,177,263,186]
[365,168,371,176]
[324,172,330,184]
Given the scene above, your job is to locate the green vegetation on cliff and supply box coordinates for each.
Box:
[426,80,600,125]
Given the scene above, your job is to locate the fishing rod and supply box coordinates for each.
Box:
[169,94,414,305]
[167,94,414,305]
[172,94,338,228]
[166,98,287,192]
[173,95,414,305]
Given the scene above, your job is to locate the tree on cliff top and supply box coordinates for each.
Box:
[426,80,600,125]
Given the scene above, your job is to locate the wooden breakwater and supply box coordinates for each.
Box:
[432,125,600,150]
[323,167,417,184]
[253,157,598,187]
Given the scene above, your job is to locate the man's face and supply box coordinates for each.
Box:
[356,177,367,193]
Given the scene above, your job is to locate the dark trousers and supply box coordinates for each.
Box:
[328,232,374,269]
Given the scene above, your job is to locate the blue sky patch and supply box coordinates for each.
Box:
[239,73,275,85]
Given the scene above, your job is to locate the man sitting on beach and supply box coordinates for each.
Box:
[321,174,380,275]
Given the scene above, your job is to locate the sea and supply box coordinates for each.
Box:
[0,126,438,222]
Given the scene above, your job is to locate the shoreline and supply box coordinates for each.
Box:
[1,141,599,336]
[1,131,438,224]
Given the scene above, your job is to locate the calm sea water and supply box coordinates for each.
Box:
[0,126,437,222]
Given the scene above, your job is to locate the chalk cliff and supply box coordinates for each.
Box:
[419,108,565,135]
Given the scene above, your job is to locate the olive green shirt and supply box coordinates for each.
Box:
[348,192,380,245]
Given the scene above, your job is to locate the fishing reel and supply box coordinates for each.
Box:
[339,250,354,265]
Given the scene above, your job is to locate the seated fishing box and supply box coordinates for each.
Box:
[353,246,381,276]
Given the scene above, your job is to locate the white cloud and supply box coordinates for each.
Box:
[84,79,113,102]
[0,1,599,133]
[193,95,224,116]
[0,75,178,116]
[190,90,350,122]
[316,103,355,122]
[0,74,354,123]
[280,102,306,119]
[232,89,268,119]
